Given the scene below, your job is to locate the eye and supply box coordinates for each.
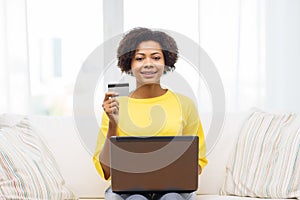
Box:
[153,56,161,61]
[135,57,144,61]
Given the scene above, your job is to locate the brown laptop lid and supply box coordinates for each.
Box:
[110,136,198,193]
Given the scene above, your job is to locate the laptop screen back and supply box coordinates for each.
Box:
[110,136,199,193]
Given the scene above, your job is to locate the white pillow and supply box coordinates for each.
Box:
[0,113,24,128]
[0,117,75,199]
[221,109,300,199]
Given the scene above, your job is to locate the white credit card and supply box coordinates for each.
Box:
[108,83,129,96]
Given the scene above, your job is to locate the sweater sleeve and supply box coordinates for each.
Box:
[92,112,111,180]
[182,99,208,171]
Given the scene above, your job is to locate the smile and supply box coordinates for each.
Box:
[140,71,157,78]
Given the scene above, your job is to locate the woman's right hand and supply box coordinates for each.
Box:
[102,92,120,127]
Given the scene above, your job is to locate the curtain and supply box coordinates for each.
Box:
[199,0,300,113]
[0,0,30,114]
[264,0,300,113]
[199,0,264,113]
[1,0,299,115]
[1,0,103,116]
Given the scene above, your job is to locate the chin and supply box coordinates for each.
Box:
[138,80,160,86]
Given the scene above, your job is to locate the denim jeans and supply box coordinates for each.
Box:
[105,187,197,200]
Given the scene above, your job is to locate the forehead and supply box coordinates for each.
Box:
[135,41,162,53]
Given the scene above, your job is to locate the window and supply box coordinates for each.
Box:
[27,0,102,115]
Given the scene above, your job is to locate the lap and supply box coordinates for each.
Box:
[105,187,196,200]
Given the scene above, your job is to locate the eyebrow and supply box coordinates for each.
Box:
[135,52,162,56]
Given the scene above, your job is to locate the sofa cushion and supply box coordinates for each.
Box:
[0,117,75,199]
[197,195,289,200]
[221,109,300,199]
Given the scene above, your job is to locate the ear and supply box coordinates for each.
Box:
[163,65,174,74]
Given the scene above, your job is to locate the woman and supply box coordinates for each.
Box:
[93,27,208,200]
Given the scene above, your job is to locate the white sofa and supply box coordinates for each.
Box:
[0,112,294,200]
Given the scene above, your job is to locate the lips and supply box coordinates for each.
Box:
[141,71,156,74]
[140,71,157,78]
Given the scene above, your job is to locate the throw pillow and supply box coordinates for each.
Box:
[221,109,300,199]
[0,117,75,199]
[0,113,24,128]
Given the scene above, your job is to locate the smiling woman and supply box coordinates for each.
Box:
[93,27,208,200]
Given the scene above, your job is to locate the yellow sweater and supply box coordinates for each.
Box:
[93,90,208,180]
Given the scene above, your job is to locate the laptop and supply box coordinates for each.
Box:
[110,136,199,193]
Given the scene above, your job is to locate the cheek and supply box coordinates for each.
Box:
[131,58,143,67]
[130,60,137,70]
[158,62,166,70]
[130,64,137,72]
[160,55,165,65]
[130,62,140,73]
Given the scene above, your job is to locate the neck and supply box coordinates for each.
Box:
[130,83,167,99]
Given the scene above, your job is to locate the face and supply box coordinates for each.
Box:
[131,40,165,87]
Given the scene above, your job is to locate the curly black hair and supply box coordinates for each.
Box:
[117,27,178,73]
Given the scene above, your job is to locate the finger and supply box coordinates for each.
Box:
[108,97,119,106]
[103,92,119,101]
[105,96,119,105]
[112,106,118,114]
[103,102,119,113]
[111,107,115,114]
[102,97,117,110]
[110,102,119,109]
[105,106,115,116]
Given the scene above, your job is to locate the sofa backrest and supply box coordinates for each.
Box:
[198,112,249,194]
[27,112,250,198]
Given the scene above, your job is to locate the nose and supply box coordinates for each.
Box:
[143,57,153,68]
[143,64,153,69]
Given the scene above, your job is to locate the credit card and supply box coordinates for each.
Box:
[108,83,129,96]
